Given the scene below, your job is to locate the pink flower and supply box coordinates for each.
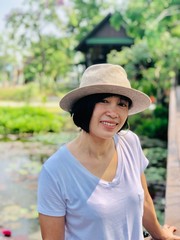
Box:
[2,229,12,237]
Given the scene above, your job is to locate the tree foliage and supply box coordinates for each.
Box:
[0,0,179,103]
[3,0,111,86]
[65,0,109,41]
[108,0,180,104]
[23,36,73,85]
[4,0,75,85]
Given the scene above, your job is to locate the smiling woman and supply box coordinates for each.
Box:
[37,63,180,240]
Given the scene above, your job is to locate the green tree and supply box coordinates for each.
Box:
[65,0,109,41]
[23,36,73,85]
[108,0,180,104]
[5,0,74,87]
[0,35,19,86]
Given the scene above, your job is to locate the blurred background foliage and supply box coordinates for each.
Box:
[0,0,179,140]
[0,106,65,136]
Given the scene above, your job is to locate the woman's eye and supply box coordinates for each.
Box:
[101,99,108,103]
[119,101,128,107]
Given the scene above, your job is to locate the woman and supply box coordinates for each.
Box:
[37,64,180,240]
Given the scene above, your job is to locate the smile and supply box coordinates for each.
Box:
[101,121,118,127]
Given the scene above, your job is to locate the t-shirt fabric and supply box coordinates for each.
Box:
[37,130,149,240]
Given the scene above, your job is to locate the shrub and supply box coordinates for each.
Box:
[0,83,40,102]
[0,106,65,136]
[129,105,168,141]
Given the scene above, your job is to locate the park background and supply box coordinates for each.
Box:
[0,0,179,239]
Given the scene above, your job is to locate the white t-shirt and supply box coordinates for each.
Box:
[38,130,149,240]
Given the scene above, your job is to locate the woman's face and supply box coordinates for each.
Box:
[89,95,129,139]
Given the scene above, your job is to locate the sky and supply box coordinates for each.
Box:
[0,0,24,32]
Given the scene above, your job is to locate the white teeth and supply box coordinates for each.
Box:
[101,121,116,126]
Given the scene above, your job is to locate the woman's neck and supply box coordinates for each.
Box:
[68,131,116,159]
[67,131,118,181]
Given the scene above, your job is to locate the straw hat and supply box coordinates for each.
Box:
[59,64,151,115]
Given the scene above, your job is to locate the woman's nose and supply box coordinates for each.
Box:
[106,108,119,118]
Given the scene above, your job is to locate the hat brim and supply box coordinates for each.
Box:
[59,84,151,115]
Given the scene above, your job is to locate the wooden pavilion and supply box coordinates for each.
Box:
[75,13,134,67]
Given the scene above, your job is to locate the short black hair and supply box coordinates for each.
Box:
[70,93,132,133]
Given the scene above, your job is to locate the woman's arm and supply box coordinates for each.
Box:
[141,173,180,240]
[39,213,65,240]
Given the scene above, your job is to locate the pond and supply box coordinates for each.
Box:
[0,140,58,239]
[0,132,78,239]
[0,133,167,238]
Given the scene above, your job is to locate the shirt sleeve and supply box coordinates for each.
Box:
[37,165,66,217]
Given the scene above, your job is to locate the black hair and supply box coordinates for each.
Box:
[70,93,132,133]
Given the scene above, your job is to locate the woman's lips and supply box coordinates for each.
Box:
[100,121,118,127]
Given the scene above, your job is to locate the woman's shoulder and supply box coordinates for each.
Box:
[115,130,141,149]
[116,130,139,142]
[43,144,69,170]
